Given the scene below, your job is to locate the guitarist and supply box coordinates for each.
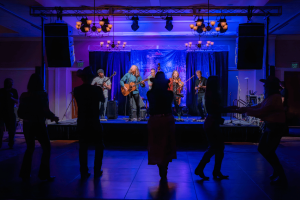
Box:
[120,65,145,121]
[91,69,111,119]
[195,70,207,119]
[168,70,183,118]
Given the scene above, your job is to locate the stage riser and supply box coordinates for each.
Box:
[47,124,260,143]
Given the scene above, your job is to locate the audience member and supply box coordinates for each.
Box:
[74,66,105,178]
[0,78,18,149]
[147,72,176,180]
[18,74,59,181]
[237,76,288,186]
[195,76,237,180]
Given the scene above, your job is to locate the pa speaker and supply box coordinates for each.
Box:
[45,23,75,67]
[107,101,118,119]
[236,23,264,70]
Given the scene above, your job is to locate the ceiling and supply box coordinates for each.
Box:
[0,0,300,38]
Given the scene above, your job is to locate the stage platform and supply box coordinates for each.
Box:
[48,116,261,144]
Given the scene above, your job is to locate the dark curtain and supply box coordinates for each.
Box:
[89,51,131,115]
[186,51,228,115]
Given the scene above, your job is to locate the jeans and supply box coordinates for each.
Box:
[258,122,285,176]
[99,98,108,119]
[19,121,51,179]
[197,117,224,173]
[0,113,16,148]
[77,120,104,174]
[197,93,206,118]
[129,93,140,119]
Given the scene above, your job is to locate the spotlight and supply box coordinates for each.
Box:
[165,16,173,31]
[131,15,140,31]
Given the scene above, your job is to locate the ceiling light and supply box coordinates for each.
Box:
[210,21,216,26]
[165,16,173,31]
[131,15,140,31]
[87,20,92,25]
[190,24,194,29]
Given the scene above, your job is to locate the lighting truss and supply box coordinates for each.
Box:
[30,6,282,17]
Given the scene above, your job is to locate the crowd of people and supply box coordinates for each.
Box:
[0,65,288,186]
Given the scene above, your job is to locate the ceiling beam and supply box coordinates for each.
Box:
[30,6,282,17]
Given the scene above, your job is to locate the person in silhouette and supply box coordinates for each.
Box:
[74,66,105,178]
[18,73,59,181]
[237,76,288,186]
[0,78,18,149]
[195,76,237,180]
[147,72,176,180]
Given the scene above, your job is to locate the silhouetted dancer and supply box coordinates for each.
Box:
[0,78,18,149]
[147,72,177,180]
[74,66,105,178]
[195,76,237,180]
[237,76,288,186]
[18,74,59,181]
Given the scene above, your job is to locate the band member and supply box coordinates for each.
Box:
[157,63,161,72]
[120,65,145,121]
[148,68,156,90]
[91,69,111,119]
[195,70,207,119]
[168,70,184,117]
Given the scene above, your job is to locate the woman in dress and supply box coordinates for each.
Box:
[168,70,184,117]
[147,72,176,180]
[195,76,237,180]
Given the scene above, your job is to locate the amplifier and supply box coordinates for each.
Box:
[107,101,118,119]
[132,109,147,119]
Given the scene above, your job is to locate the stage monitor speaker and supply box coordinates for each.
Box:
[236,23,264,70]
[107,101,118,119]
[45,23,75,67]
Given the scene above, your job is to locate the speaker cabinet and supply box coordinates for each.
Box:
[107,101,118,119]
[236,23,265,70]
[45,23,75,67]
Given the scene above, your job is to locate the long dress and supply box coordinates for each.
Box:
[147,89,177,165]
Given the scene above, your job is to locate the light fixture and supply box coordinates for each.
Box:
[99,16,128,50]
[185,35,215,50]
[131,15,140,31]
[76,0,112,36]
[217,17,228,33]
[189,24,194,29]
[165,16,173,31]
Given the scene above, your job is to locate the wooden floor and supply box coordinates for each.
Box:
[1,132,300,200]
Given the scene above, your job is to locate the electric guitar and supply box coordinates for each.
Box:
[121,78,149,96]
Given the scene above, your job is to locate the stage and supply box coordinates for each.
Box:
[48,116,261,144]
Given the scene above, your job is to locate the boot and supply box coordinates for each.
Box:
[158,164,168,180]
[195,160,209,180]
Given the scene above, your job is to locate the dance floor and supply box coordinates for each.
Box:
[1,133,300,200]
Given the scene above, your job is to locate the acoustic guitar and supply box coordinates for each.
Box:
[98,71,116,89]
[121,78,149,96]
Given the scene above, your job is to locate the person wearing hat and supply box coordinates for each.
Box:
[91,69,111,119]
[147,71,176,180]
[237,76,288,186]
[74,66,105,178]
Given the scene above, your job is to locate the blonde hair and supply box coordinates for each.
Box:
[128,65,140,77]
[172,70,179,78]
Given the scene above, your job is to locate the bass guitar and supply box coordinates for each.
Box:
[121,78,148,96]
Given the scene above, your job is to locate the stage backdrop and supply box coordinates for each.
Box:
[89,50,228,115]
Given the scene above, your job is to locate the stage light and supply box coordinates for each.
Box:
[131,15,140,31]
[165,16,173,31]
